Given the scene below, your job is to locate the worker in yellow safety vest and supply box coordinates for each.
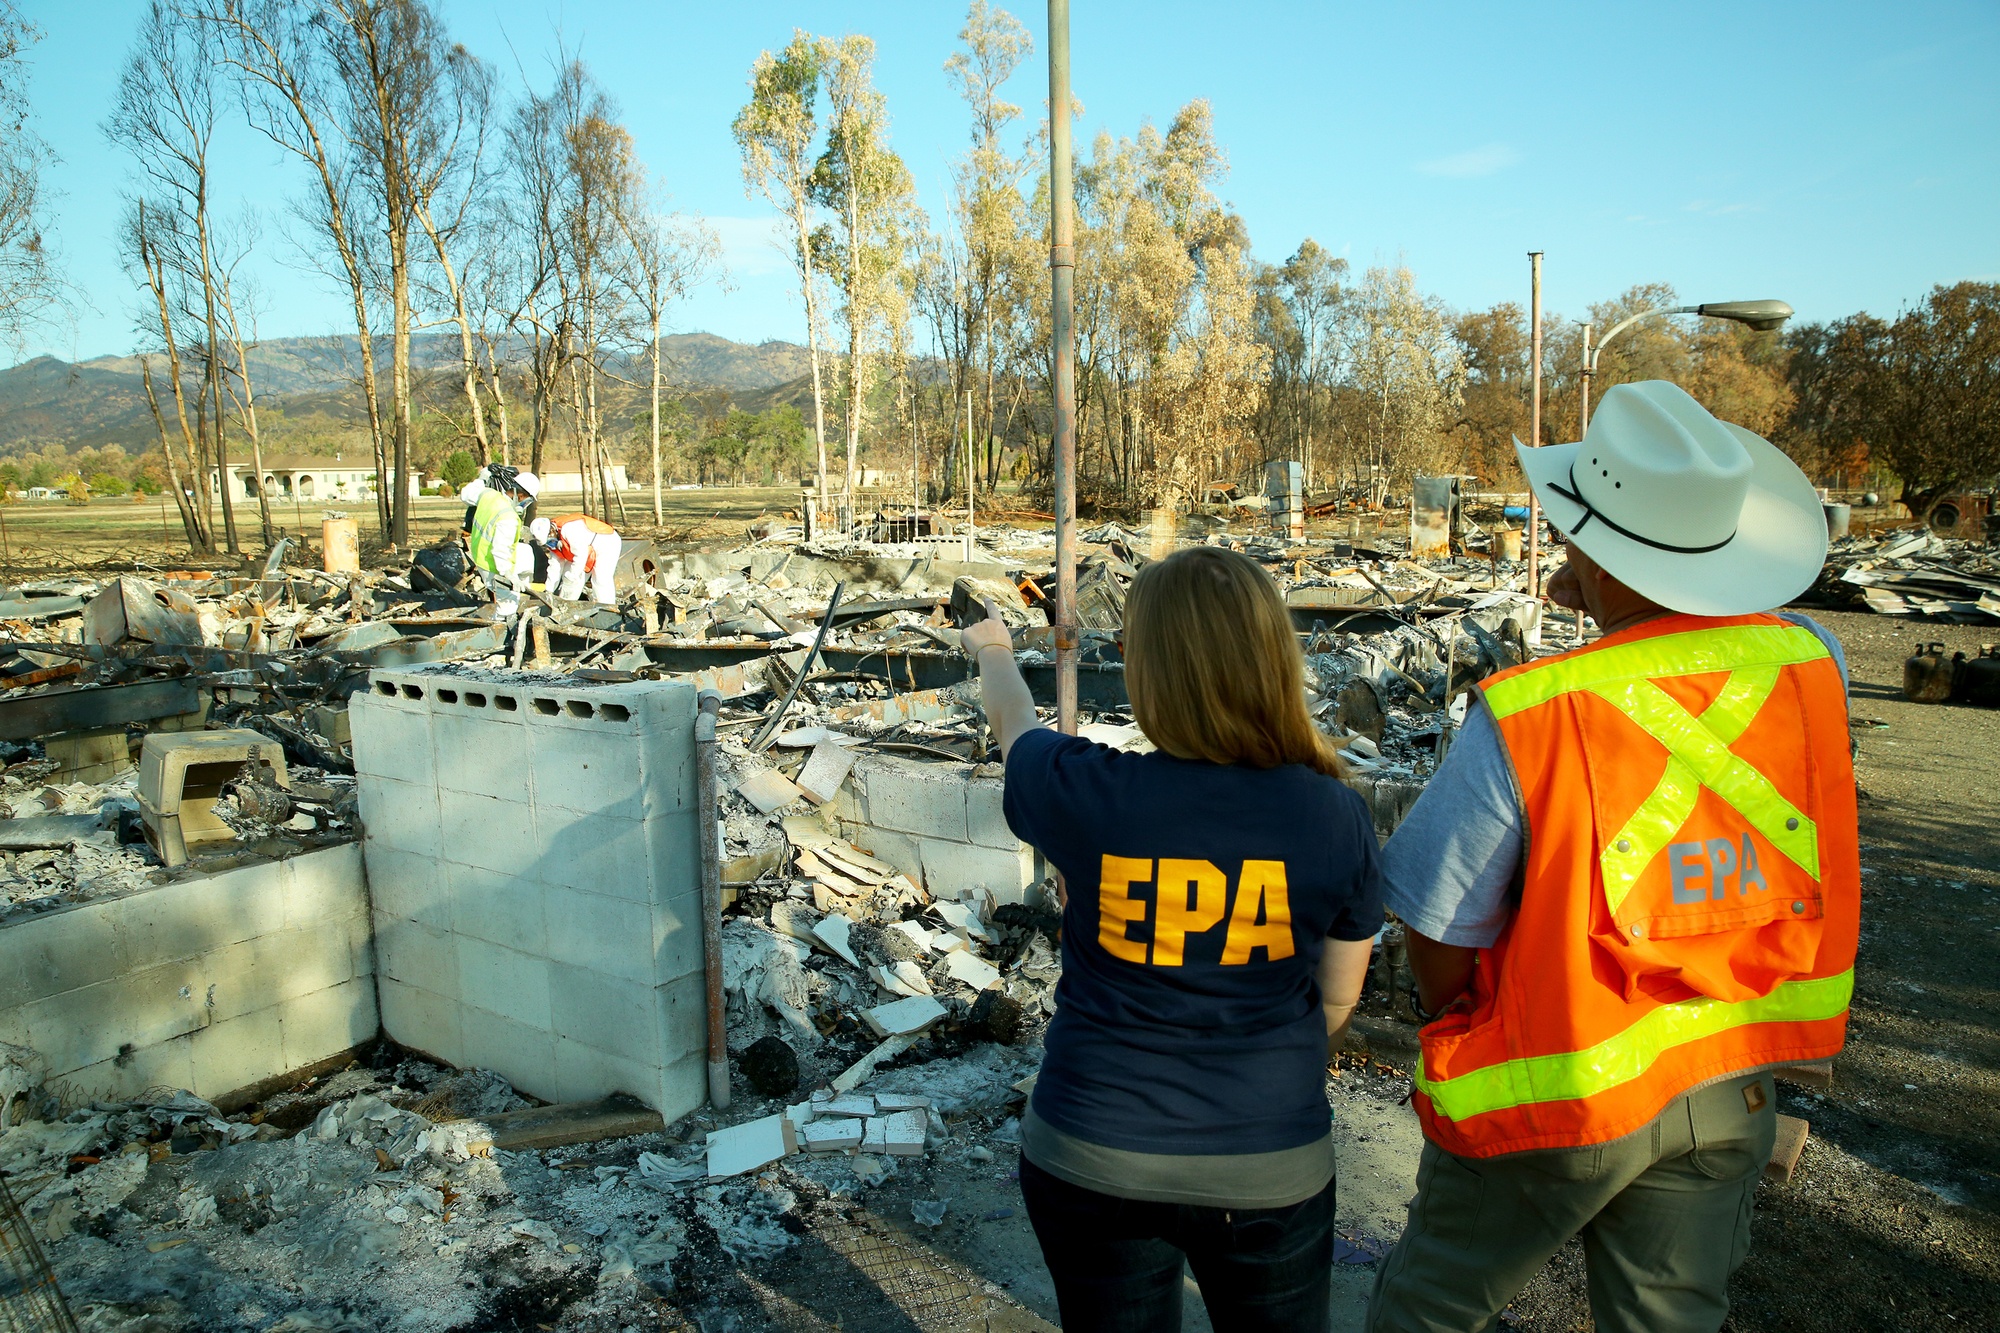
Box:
[528,511,622,605]
[1366,381,1859,1333]
[467,467,540,618]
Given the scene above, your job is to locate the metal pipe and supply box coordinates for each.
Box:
[1526,252,1543,602]
[1048,0,1079,735]
[966,391,976,560]
[750,580,847,752]
[695,687,729,1110]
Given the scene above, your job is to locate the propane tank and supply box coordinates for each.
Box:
[1902,642,1958,703]
[1955,644,2000,708]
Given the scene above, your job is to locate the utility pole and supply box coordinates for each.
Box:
[1526,251,1543,601]
[1579,322,1593,437]
[1047,0,1079,734]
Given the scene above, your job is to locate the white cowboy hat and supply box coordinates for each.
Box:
[1516,380,1827,617]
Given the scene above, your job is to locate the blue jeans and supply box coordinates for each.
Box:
[1019,1156,1336,1333]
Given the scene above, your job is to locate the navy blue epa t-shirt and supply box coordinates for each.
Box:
[1003,728,1383,1156]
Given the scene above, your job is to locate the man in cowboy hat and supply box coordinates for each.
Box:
[1367,381,1860,1333]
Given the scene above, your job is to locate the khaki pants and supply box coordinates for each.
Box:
[1368,1071,1777,1333]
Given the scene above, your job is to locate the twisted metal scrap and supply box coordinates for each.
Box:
[0,1173,77,1333]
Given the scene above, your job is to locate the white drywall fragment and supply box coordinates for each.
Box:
[811,913,862,969]
[863,995,947,1039]
[800,1118,863,1153]
[819,1093,877,1119]
[887,920,934,953]
[832,1032,920,1093]
[796,740,859,805]
[860,1117,888,1153]
[931,901,993,942]
[882,1109,928,1157]
[871,961,932,998]
[873,1093,931,1112]
[736,768,805,814]
[705,1113,796,1178]
[944,950,1002,992]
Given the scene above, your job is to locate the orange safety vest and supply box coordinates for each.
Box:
[1412,613,1860,1158]
[550,513,615,570]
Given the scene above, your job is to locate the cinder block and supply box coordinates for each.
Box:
[281,979,380,1071]
[348,684,436,785]
[836,823,924,886]
[649,888,705,985]
[195,937,295,1026]
[115,865,282,974]
[659,1050,706,1121]
[347,912,376,979]
[356,776,443,858]
[377,977,461,1067]
[65,1032,195,1105]
[449,862,546,954]
[460,1004,557,1104]
[645,810,702,903]
[21,959,206,1076]
[9,900,133,1008]
[553,1035,664,1107]
[859,760,971,842]
[430,708,533,803]
[46,727,133,784]
[437,790,539,875]
[284,844,367,929]
[189,1004,286,1099]
[542,884,653,985]
[655,972,709,1073]
[964,779,1016,850]
[361,844,451,929]
[917,837,1036,907]
[548,963,656,1058]
[457,935,552,1031]
[829,776,868,825]
[535,805,650,898]
[373,915,459,993]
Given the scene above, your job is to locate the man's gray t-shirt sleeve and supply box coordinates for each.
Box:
[1378,614,1851,950]
[1378,703,1523,949]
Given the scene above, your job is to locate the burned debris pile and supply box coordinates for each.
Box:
[1813,528,2000,622]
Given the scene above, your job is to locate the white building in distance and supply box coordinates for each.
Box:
[210,457,423,502]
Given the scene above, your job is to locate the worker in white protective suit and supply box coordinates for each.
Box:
[529,511,622,605]
[467,468,540,618]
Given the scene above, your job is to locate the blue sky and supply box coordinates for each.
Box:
[17,0,2000,362]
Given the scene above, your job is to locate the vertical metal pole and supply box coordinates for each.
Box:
[1526,251,1543,600]
[966,390,976,559]
[1579,322,1593,435]
[1048,0,1079,735]
[695,689,730,1109]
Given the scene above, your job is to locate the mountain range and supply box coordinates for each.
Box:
[0,331,815,453]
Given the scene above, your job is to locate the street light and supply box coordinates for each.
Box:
[1579,299,1793,431]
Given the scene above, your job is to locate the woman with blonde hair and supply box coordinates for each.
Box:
[965,544,1381,1333]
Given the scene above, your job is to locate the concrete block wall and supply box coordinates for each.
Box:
[0,844,376,1103]
[832,754,1042,907]
[350,666,706,1122]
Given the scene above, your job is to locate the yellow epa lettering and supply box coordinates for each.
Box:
[1096,855,1295,966]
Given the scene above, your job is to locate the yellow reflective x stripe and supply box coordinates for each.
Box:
[1484,625,1829,721]
[1597,665,1785,910]
[1595,678,1820,881]
[1416,970,1853,1122]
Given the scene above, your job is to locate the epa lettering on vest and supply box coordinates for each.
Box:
[1096,855,1296,966]
[1667,834,1771,904]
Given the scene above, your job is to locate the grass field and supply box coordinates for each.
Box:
[0,486,862,576]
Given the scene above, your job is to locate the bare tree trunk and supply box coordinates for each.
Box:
[797,197,829,517]
[218,285,275,547]
[842,175,862,529]
[478,331,513,465]
[194,200,240,554]
[137,215,213,554]
[141,356,208,551]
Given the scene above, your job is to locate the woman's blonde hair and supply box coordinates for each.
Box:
[1123,546,1345,778]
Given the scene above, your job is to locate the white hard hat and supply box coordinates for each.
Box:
[514,471,541,498]
[529,516,551,542]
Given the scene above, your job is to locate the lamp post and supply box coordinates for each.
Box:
[1580,300,1792,431]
